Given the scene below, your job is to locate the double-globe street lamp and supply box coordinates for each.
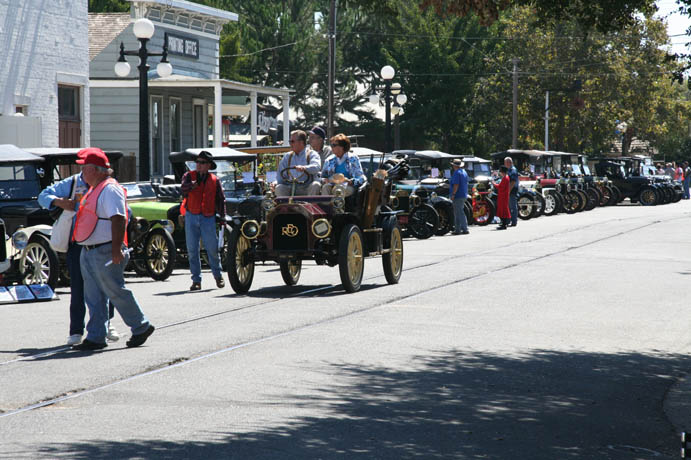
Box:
[114,18,173,182]
[369,65,406,153]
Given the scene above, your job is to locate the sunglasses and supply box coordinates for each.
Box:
[196,160,209,165]
[330,143,341,148]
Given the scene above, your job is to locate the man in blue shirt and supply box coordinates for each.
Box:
[449,159,469,235]
[504,156,519,227]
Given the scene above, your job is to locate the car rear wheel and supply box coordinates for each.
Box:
[600,186,613,206]
[382,218,403,284]
[279,259,302,286]
[584,188,599,210]
[20,236,59,288]
[338,224,364,293]
[533,193,546,217]
[564,191,582,214]
[226,228,254,294]
[408,204,439,239]
[143,229,176,281]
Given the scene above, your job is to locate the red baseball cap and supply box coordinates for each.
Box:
[76,148,110,168]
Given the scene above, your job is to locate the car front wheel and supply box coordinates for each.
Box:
[144,229,176,281]
[279,259,302,286]
[382,218,403,284]
[20,236,59,288]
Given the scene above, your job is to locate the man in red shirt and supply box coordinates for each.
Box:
[181,151,226,291]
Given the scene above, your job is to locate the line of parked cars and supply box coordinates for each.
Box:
[0,143,682,294]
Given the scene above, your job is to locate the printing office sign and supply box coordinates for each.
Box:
[166,33,199,59]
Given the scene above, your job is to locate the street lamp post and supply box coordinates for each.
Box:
[369,65,399,153]
[114,18,173,182]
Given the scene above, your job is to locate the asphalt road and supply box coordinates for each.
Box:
[1,201,691,459]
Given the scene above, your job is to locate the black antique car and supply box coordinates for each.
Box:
[592,158,660,205]
[224,159,408,294]
[0,145,58,287]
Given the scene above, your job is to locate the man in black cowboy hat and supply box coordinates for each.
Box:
[308,125,332,164]
[449,158,469,235]
[180,150,226,291]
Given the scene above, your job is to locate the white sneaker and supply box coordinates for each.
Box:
[107,325,120,342]
[67,334,82,346]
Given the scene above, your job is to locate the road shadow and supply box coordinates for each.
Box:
[30,349,690,459]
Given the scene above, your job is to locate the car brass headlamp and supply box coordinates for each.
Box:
[332,196,345,211]
[411,194,421,207]
[12,230,28,250]
[391,196,400,209]
[311,218,332,239]
[240,220,260,239]
[163,219,175,234]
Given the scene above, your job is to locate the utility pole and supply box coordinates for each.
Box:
[512,58,519,149]
[545,90,549,151]
[327,0,337,140]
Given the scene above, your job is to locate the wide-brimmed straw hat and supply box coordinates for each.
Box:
[450,159,465,167]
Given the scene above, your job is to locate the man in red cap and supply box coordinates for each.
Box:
[38,149,119,346]
[71,148,154,351]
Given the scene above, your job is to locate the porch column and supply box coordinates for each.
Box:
[282,95,290,146]
[214,82,222,148]
[250,91,258,147]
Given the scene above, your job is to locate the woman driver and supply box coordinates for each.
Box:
[320,133,367,196]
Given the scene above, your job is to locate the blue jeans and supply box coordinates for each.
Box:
[185,212,222,283]
[80,244,150,344]
[509,193,518,225]
[684,178,690,199]
[66,243,114,336]
[452,197,468,233]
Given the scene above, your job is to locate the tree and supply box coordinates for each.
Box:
[88,0,129,12]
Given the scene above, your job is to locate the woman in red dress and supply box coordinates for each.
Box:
[495,166,511,230]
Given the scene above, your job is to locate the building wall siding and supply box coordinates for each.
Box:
[0,0,90,147]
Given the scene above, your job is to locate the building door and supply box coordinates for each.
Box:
[193,102,205,148]
[150,95,163,177]
[58,85,81,147]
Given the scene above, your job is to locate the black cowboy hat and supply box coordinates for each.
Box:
[197,150,217,170]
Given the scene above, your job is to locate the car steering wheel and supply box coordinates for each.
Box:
[280,166,310,184]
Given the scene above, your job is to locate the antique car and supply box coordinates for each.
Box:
[592,158,659,205]
[461,156,495,225]
[225,159,408,294]
[120,182,177,281]
[392,150,460,237]
[0,145,59,288]
[620,156,682,204]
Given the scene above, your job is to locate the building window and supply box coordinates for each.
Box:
[170,98,181,154]
[58,85,81,148]
[15,106,27,115]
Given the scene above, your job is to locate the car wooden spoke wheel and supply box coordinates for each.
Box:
[338,224,364,292]
[144,229,176,281]
[382,219,403,284]
[226,228,255,294]
[20,237,59,288]
[280,259,302,286]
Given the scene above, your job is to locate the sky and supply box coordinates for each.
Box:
[655,0,690,56]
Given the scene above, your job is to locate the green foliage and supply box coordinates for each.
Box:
[88,0,129,12]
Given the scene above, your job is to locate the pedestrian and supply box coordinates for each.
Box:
[504,156,519,227]
[683,161,691,199]
[71,148,154,350]
[665,162,675,178]
[274,130,322,197]
[675,162,684,181]
[180,150,226,291]
[39,161,120,346]
[308,126,333,164]
[495,166,511,230]
[320,133,366,196]
[656,163,665,175]
[449,158,469,235]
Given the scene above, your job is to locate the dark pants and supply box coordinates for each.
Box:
[509,193,518,226]
[66,243,114,336]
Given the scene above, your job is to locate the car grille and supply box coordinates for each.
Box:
[0,219,6,262]
[273,214,308,251]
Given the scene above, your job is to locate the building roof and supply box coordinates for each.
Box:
[88,13,131,61]
[129,0,237,22]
